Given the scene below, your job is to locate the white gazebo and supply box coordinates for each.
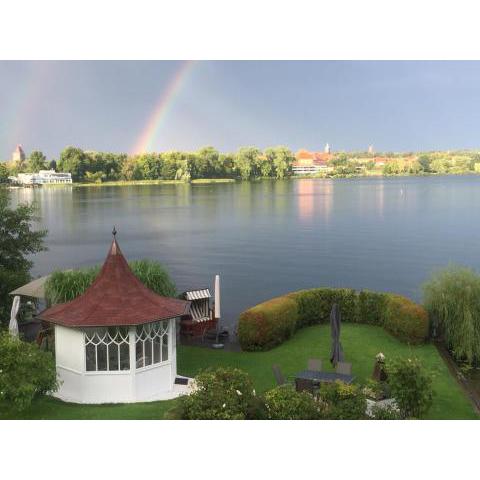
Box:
[37,231,192,404]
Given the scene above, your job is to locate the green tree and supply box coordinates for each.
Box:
[219,153,235,177]
[409,160,422,174]
[161,151,188,180]
[0,162,9,183]
[58,146,87,181]
[139,153,163,180]
[423,265,480,364]
[120,156,143,180]
[0,190,47,325]
[195,146,220,178]
[27,150,47,172]
[330,153,348,167]
[417,154,432,172]
[258,155,274,177]
[430,157,450,174]
[235,147,261,180]
[264,146,294,179]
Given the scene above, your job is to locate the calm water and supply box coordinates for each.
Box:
[10,176,480,330]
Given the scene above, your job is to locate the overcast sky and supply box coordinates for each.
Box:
[1,60,480,160]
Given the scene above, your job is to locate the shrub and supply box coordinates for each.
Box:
[386,358,434,419]
[0,332,58,411]
[289,288,357,327]
[423,265,480,364]
[357,290,387,325]
[383,294,429,344]
[45,267,99,305]
[362,379,390,401]
[370,404,401,420]
[264,386,326,420]
[45,259,176,305]
[320,381,367,420]
[238,288,429,351]
[238,296,298,351]
[179,367,264,420]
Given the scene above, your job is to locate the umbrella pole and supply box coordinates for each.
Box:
[212,274,224,349]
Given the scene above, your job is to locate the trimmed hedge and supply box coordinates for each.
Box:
[238,288,429,351]
[237,296,298,351]
[384,294,430,345]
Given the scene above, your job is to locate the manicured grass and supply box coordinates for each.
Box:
[0,397,176,420]
[179,324,477,420]
[2,324,477,419]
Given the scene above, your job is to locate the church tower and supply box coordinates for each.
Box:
[324,143,331,154]
[12,145,26,162]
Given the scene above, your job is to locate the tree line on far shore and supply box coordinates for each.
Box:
[0,146,295,182]
[2,146,480,184]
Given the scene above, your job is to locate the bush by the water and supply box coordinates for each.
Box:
[174,367,266,420]
[0,332,58,411]
[264,386,326,420]
[236,296,298,351]
[238,288,429,351]
[383,294,430,344]
[290,288,358,327]
[423,265,480,364]
[319,381,367,420]
[386,357,434,419]
[45,259,176,305]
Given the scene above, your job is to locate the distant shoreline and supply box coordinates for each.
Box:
[5,171,480,190]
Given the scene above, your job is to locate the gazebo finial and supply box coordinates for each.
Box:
[112,226,117,237]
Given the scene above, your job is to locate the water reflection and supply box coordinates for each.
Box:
[8,176,480,329]
[296,179,333,222]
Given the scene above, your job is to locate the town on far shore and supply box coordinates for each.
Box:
[2,142,480,187]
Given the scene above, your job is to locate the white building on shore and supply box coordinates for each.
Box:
[15,170,72,185]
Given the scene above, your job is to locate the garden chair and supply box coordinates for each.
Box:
[307,358,322,372]
[272,364,287,386]
[336,361,352,375]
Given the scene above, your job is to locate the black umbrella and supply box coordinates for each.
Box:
[330,303,344,366]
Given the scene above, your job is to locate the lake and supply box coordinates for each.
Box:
[10,175,480,331]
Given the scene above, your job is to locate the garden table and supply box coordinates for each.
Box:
[295,370,354,393]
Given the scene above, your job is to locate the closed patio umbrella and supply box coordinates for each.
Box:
[9,295,21,338]
[329,303,344,366]
[212,274,224,348]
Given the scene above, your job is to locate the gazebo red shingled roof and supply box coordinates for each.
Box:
[38,232,190,328]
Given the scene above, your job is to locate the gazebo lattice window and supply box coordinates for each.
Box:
[85,327,130,372]
[135,320,169,369]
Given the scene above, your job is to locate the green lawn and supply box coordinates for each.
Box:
[2,324,477,419]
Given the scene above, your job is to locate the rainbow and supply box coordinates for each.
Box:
[131,60,196,154]
[6,63,52,154]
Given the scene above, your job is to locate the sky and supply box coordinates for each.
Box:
[1,60,480,160]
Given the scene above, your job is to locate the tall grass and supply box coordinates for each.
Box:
[423,264,480,364]
[44,260,176,306]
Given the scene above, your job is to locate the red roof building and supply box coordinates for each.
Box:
[38,235,189,327]
[292,149,334,174]
[38,231,193,404]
